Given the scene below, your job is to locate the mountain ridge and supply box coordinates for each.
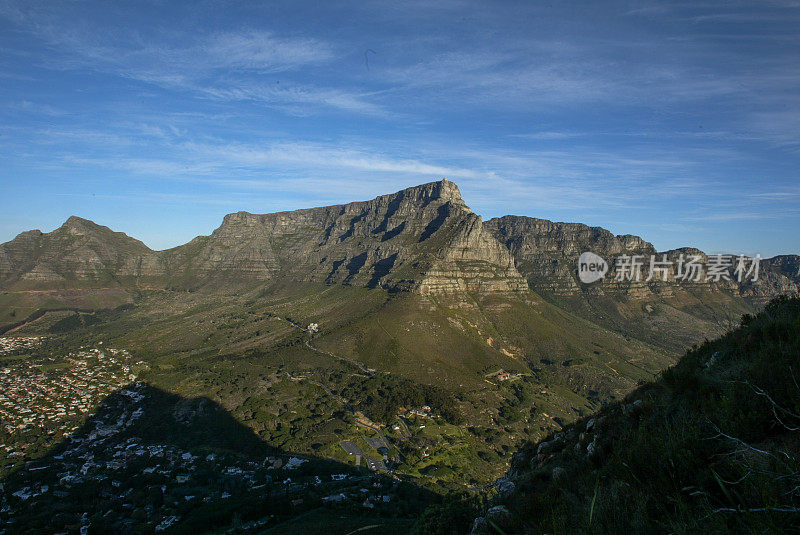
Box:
[1,180,526,295]
[2,179,796,300]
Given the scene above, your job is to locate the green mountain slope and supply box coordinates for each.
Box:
[0,278,675,490]
[466,296,800,534]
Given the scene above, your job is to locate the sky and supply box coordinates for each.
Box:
[1,0,799,256]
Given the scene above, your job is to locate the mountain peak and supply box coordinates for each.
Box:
[62,215,96,229]
[426,178,462,200]
[55,216,152,254]
[392,179,468,212]
[434,177,463,202]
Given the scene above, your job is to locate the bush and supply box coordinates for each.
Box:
[411,493,480,535]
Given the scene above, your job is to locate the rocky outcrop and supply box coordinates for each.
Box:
[742,255,800,299]
[485,216,653,295]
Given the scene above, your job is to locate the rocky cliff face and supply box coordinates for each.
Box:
[485,215,800,301]
[182,179,526,293]
[0,181,527,295]
[743,255,800,298]
[484,216,654,295]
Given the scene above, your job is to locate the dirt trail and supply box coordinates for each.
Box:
[276,315,374,376]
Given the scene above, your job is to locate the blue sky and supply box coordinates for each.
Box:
[1,0,799,256]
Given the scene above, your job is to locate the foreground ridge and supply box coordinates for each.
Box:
[466,296,800,534]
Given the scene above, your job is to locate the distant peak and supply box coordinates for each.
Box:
[59,216,112,235]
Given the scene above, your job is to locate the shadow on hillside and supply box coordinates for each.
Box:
[0,383,435,534]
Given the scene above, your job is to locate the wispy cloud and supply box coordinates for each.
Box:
[184,141,481,177]
[0,5,382,116]
[35,26,334,76]
[196,83,386,116]
[508,131,587,140]
[201,31,334,71]
[4,100,65,116]
[682,210,800,222]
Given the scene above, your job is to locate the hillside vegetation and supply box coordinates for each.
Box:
[463,296,800,534]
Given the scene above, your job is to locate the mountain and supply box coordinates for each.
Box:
[2,180,797,302]
[156,179,527,294]
[466,295,800,534]
[2,180,798,384]
[0,180,527,297]
[485,214,800,353]
[0,216,151,288]
[2,179,798,408]
[485,214,799,300]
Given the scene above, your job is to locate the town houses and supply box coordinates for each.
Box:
[0,337,406,532]
[0,341,140,467]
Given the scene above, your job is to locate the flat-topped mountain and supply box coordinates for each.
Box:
[157,179,527,293]
[1,179,797,307]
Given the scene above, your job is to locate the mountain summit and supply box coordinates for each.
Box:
[0,215,150,286]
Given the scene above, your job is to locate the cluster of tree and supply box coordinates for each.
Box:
[340,375,464,425]
[46,304,135,334]
[497,382,530,423]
